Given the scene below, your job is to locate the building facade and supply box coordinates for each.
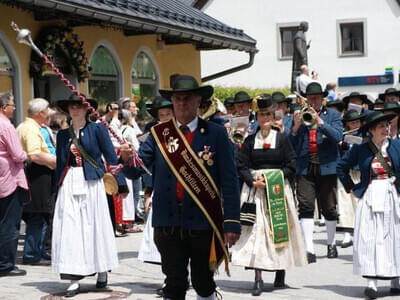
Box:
[0,0,256,123]
[202,0,400,97]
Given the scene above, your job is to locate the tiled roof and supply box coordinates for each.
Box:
[5,0,257,53]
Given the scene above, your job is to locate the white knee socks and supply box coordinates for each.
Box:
[325,220,337,246]
[300,218,315,254]
[197,293,215,300]
[342,232,353,244]
[367,279,377,291]
[67,280,79,291]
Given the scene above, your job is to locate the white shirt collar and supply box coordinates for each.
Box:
[176,117,198,133]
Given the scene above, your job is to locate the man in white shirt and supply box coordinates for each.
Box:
[296,65,313,96]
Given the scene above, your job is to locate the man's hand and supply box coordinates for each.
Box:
[292,110,301,134]
[120,143,133,163]
[119,192,128,199]
[224,232,240,248]
[310,107,324,126]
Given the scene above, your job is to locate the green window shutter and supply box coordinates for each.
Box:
[0,41,12,72]
[89,46,118,77]
[132,51,156,80]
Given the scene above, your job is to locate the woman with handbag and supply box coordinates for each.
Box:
[231,94,307,297]
[337,111,400,299]
[52,95,126,297]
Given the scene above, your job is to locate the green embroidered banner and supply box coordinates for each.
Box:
[264,170,289,247]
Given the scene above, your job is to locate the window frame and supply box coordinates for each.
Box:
[0,30,22,124]
[337,19,367,57]
[276,22,300,61]
[87,42,123,103]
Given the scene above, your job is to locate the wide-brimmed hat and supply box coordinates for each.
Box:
[378,101,400,114]
[159,75,213,102]
[369,98,385,110]
[57,94,98,114]
[233,91,252,104]
[148,96,173,118]
[255,94,273,112]
[224,97,234,108]
[360,111,397,132]
[342,92,370,105]
[342,109,365,123]
[271,91,291,104]
[327,100,345,111]
[378,87,400,100]
[305,82,328,97]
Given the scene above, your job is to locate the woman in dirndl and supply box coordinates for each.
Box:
[337,111,400,299]
[337,110,364,248]
[52,95,125,297]
[231,94,307,297]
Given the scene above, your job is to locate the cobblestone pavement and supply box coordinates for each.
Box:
[0,225,398,300]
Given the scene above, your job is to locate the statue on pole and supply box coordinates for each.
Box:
[291,21,310,92]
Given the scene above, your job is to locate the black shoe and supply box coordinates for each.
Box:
[307,252,317,264]
[22,259,50,266]
[364,287,378,299]
[390,287,400,294]
[274,270,286,288]
[41,252,52,260]
[0,267,27,277]
[251,280,263,296]
[341,240,353,248]
[65,285,80,298]
[156,287,164,297]
[96,273,108,289]
[327,245,338,258]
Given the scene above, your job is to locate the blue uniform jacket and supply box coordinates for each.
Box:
[289,107,343,175]
[123,118,241,234]
[337,138,400,198]
[283,114,293,136]
[56,122,126,187]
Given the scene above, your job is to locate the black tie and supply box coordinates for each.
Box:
[180,125,190,135]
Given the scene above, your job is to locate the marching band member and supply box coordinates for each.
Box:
[290,82,343,263]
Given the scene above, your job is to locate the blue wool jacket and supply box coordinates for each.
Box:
[337,138,400,198]
[123,118,241,233]
[56,122,126,187]
[289,107,343,175]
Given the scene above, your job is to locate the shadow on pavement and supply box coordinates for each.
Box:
[304,284,367,298]
[118,251,138,260]
[216,279,299,294]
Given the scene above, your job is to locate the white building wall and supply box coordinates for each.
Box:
[201,0,400,96]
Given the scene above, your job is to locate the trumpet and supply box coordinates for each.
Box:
[230,129,245,144]
[300,106,315,127]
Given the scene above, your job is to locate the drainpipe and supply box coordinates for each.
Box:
[201,51,256,83]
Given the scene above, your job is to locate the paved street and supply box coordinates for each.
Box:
[0,225,398,300]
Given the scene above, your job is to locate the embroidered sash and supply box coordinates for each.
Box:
[151,119,230,275]
[263,170,290,248]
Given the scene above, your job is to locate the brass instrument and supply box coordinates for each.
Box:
[229,115,249,144]
[300,106,315,127]
[199,96,226,121]
[230,128,245,144]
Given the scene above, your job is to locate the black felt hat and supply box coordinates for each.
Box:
[360,111,397,132]
[233,91,252,104]
[379,101,400,114]
[378,87,400,100]
[305,82,328,97]
[342,110,365,123]
[256,94,273,112]
[224,97,234,108]
[271,91,291,104]
[148,96,173,118]
[57,93,98,114]
[342,92,371,105]
[327,100,345,111]
[159,75,213,102]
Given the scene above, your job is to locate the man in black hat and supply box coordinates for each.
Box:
[378,87,400,103]
[272,91,293,135]
[290,82,343,263]
[122,75,240,300]
[342,92,372,115]
[233,91,257,136]
[224,97,235,115]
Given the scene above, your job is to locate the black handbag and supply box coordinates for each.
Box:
[240,189,256,226]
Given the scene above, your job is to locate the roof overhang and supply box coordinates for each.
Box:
[3,0,257,53]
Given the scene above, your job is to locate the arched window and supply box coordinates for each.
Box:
[132,50,158,124]
[88,45,120,105]
[0,40,14,97]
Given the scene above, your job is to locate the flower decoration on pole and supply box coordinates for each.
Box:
[30,26,90,82]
